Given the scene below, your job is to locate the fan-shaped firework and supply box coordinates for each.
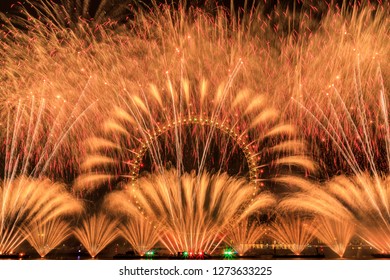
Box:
[0,177,82,255]
[279,174,390,254]
[313,216,355,258]
[105,169,275,254]
[77,82,315,191]
[269,213,316,256]
[277,178,355,257]
[119,216,161,257]
[73,213,119,258]
[277,177,354,221]
[0,0,389,260]
[329,174,390,254]
[22,218,73,258]
[225,217,266,256]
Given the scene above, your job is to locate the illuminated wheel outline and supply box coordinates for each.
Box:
[127,115,261,193]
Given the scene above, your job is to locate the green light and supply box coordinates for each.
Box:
[223,249,236,258]
[183,251,188,257]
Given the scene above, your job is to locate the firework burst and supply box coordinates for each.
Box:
[279,174,390,254]
[225,217,266,256]
[76,80,315,192]
[105,169,275,254]
[313,215,355,258]
[269,213,317,256]
[0,176,82,255]
[329,174,390,254]
[22,218,73,258]
[0,96,94,182]
[0,0,388,260]
[119,216,161,257]
[73,212,119,258]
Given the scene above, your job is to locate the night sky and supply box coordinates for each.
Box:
[0,0,373,17]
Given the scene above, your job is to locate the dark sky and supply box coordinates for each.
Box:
[0,1,282,25]
[0,0,250,13]
[0,0,357,14]
[0,0,15,12]
[0,0,384,32]
[0,0,245,13]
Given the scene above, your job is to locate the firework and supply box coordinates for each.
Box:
[292,63,389,177]
[73,213,119,258]
[329,174,390,254]
[22,218,73,258]
[76,82,315,191]
[105,169,275,254]
[269,214,316,256]
[3,1,386,180]
[0,0,388,260]
[277,177,355,257]
[277,176,354,221]
[225,217,266,256]
[279,174,390,254]
[0,97,94,182]
[119,216,161,257]
[313,216,355,258]
[283,2,389,176]
[0,1,315,189]
[0,177,82,255]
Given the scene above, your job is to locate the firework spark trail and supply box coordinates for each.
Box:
[291,86,366,177]
[198,60,244,180]
[31,77,97,177]
[269,213,317,256]
[77,79,315,192]
[225,217,266,256]
[313,215,355,258]
[73,213,119,258]
[376,65,390,175]
[0,177,82,254]
[278,174,390,254]
[1,1,388,179]
[22,218,73,258]
[119,216,160,257]
[2,94,95,181]
[21,96,42,177]
[105,170,275,254]
[0,0,388,258]
[293,56,388,174]
[39,99,97,176]
[353,57,378,176]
